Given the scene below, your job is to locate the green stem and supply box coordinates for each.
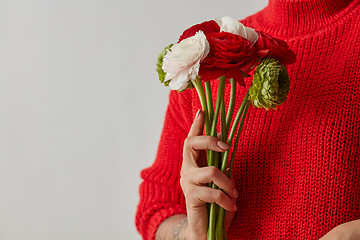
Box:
[207,202,218,240]
[226,78,236,132]
[191,78,210,136]
[219,90,250,174]
[205,81,214,124]
[215,207,225,240]
[218,91,227,189]
[220,94,227,142]
[205,80,216,170]
[207,76,226,240]
[229,101,250,178]
[208,76,226,166]
[216,96,250,240]
[191,78,212,174]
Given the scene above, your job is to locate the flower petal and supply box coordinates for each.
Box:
[215,16,258,44]
[163,31,209,91]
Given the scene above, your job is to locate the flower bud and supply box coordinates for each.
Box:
[249,58,290,110]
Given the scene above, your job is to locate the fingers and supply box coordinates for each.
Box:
[188,109,204,137]
[182,109,238,239]
[185,136,229,152]
[183,135,229,167]
[184,109,229,167]
[186,185,237,212]
[191,166,237,199]
[181,166,238,204]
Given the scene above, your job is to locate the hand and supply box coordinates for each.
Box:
[180,110,238,240]
[319,220,360,240]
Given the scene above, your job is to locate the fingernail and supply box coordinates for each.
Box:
[195,109,201,119]
[217,141,229,150]
[233,204,238,211]
[233,189,238,199]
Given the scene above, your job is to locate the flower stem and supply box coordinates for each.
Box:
[191,77,210,136]
[215,207,225,240]
[218,91,227,180]
[215,105,229,240]
[220,93,228,142]
[219,90,250,174]
[205,81,214,124]
[216,95,250,240]
[207,202,218,240]
[207,76,226,240]
[214,81,231,240]
[204,80,215,170]
[208,76,226,166]
[229,101,250,178]
[226,78,236,131]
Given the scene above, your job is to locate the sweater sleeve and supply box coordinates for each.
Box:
[135,89,194,240]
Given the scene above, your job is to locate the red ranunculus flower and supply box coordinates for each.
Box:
[178,20,220,42]
[255,31,296,65]
[199,32,258,86]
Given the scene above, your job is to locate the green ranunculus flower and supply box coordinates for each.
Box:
[156,44,173,86]
[249,58,290,110]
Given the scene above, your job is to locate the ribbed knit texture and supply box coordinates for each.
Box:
[136,0,360,239]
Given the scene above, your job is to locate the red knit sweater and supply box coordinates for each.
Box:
[136,0,360,239]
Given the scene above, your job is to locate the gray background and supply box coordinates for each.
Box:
[0,0,267,239]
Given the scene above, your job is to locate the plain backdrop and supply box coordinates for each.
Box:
[0,0,267,239]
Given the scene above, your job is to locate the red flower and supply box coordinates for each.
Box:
[199,32,258,86]
[178,20,220,42]
[255,31,296,65]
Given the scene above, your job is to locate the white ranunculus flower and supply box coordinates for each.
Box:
[162,31,210,91]
[215,16,258,45]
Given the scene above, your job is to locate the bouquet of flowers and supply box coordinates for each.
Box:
[156,16,296,240]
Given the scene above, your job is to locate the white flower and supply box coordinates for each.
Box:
[162,31,210,91]
[215,16,258,45]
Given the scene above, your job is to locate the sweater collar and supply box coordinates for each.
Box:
[256,0,358,38]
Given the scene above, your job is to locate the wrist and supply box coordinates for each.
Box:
[185,226,206,240]
[185,227,192,240]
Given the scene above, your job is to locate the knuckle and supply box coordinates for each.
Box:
[209,136,218,142]
[214,190,226,202]
[179,177,185,188]
[207,166,219,178]
[207,136,221,151]
[184,136,193,148]
[203,137,215,149]
[179,172,189,188]
[180,167,185,178]
[184,186,195,199]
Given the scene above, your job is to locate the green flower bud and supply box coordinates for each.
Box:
[249,58,290,110]
[156,44,173,86]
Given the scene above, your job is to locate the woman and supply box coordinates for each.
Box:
[136,0,360,239]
